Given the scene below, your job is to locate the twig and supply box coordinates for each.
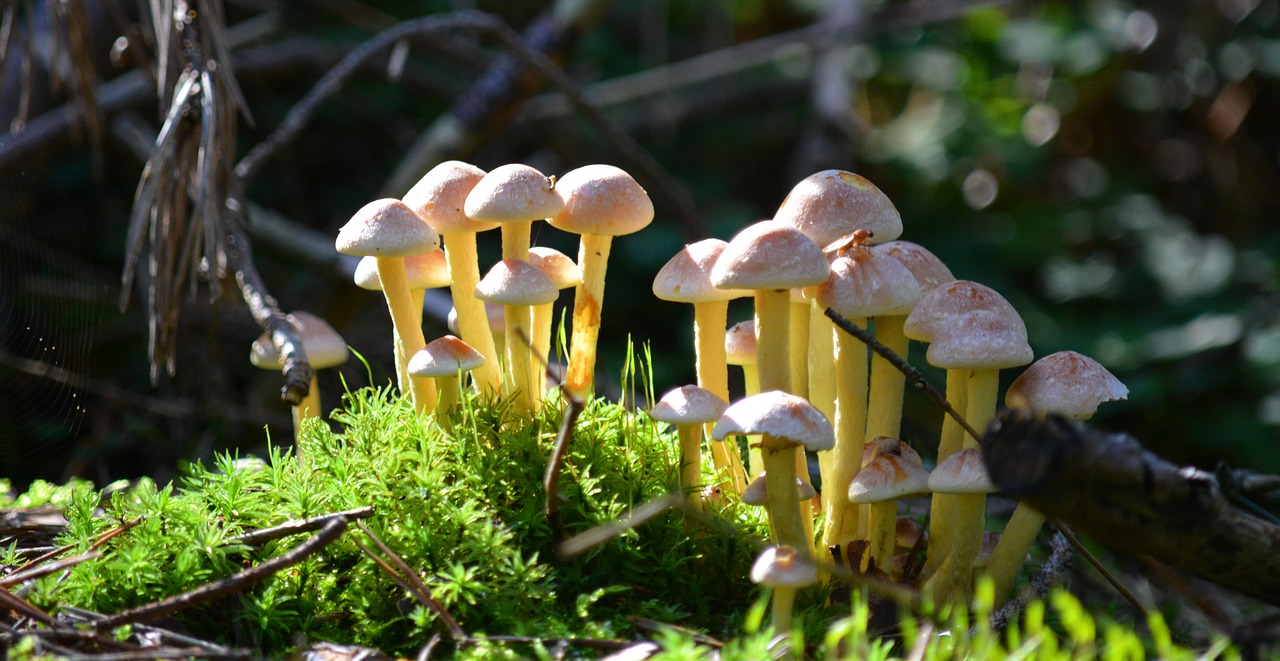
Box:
[543,383,585,544]
[11,516,142,577]
[92,516,348,630]
[556,493,681,559]
[989,531,1071,632]
[824,308,980,441]
[229,506,374,547]
[0,585,56,626]
[0,551,100,588]
[1051,521,1147,617]
[353,519,466,641]
[463,634,632,652]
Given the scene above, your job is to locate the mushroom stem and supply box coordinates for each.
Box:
[987,505,1045,603]
[565,233,613,396]
[863,316,909,572]
[764,440,808,552]
[754,289,791,393]
[742,364,761,398]
[771,586,798,632]
[375,256,435,414]
[809,303,837,502]
[923,370,968,579]
[821,320,869,551]
[789,300,810,399]
[927,492,984,604]
[530,301,557,408]
[677,423,703,521]
[866,500,896,573]
[502,222,532,263]
[695,302,747,494]
[965,369,999,446]
[443,233,503,392]
[291,372,322,459]
[503,303,536,415]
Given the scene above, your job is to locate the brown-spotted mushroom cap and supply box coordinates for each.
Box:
[653,239,751,302]
[903,280,1019,343]
[250,311,349,370]
[860,436,922,467]
[848,454,931,503]
[1005,350,1128,420]
[925,310,1032,370]
[710,390,834,452]
[528,246,582,290]
[875,241,955,295]
[475,260,559,306]
[815,244,921,319]
[336,199,439,257]
[750,545,818,588]
[772,170,903,247]
[463,164,564,224]
[710,221,830,290]
[741,472,818,506]
[402,161,497,234]
[548,164,655,237]
[650,385,729,425]
[927,447,997,494]
[354,251,451,291]
[724,320,757,367]
[407,335,486,378]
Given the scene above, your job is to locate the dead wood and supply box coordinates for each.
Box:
[982,409,1280,607]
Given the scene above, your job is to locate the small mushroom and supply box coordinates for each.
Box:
[407,335,485,422]
[847,441,930,573]
[924,447,998,605]
[475,259,558,416]
[249,311,348,451]
[750,545,817,632]
[528,246,582,408]
[649,385,729,521]
[353,251,450,395]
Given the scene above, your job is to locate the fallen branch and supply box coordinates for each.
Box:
[228,505,373,547]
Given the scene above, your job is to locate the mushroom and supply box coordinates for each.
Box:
[249,311,348,448]
[847,438,930,574]
[653,239,751,491]
[711,391,833,556]
[475,259,558,416]
[649,385,729,520]
[986,351,1127,602]
[335,198,439,413]
[750,545,817,632]
[924,447,998,604]
[402,161,503,393]
[725,320,760,399]
[449,300,505,359]
[528,246,582,408]
[548,164,655,397]
[353,251,450,395]
[407,335,485,423]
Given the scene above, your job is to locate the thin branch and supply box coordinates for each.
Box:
[353,520,465,640]
[1051,520,1147,617]
[543,383,585,543]
[228,506,373,547]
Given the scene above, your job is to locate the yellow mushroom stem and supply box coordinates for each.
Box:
[821,319,869,552]
[926,492,985,605]
[866,500,896,573]
[771,585,798,632]
[677,423,703,523]
[809,302,837,505]
[763,440,807,552]
[923,370,968,579]
[503,303,536,416]
[753,289,791,393]
[435,372,462,416]
[862,315,910,573]
[443,233,503,393]
[565,233,613,397]
[375,256,435,414]
[789,299,810,400]
[986,505,1045,603]
[694,301,747,494]
[290,372,322,463]
[530,300,556,409]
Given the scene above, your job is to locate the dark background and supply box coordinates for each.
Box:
[2,0,1278,491]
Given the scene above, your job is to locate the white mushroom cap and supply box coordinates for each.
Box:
[407,335,486,378]
[548,164,654,237]
[927,447,997,494]
[1005,350,1128,420]
[448,301,505,336]
[875,241,955,295]
[528,246,582,290]
[710,391,834,452]
[652,239,750,303]
[903,280,1020,343]
[250,311,349,370]
[750,545,817,588]
[475,259,558,306]
[815,243,921,318]
[711,221,830,291]
[724,320,757,367]
[353,251,451,291]
[772,170,903,247]
[741,472,818,506]
[402,161,497,234]
[650,385,729,425]
[848,454,931,503]
[925,310,1032,370]
[463,163,564,224]
[336,198,439,258]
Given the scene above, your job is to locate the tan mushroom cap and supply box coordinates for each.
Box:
[710,221,830,290]
[653,239,751,303]
[250,311,349,370]
[903,280,1021,343]
[927,447,997,494]
[773,170,904,247]
[650,385,730,425]
[848,454,931,503]
[475,259,559,306]
[895,516,926,549]
[1005,350,1128,420]
[710,390,834,452]
[815,244,921,318]
[449,301,505,336]
[724,320,757,366]
[402,160,497,234]
[875,241,955,295]
[353,251,451,291]
[742,472,818,506]
[407,335,486,378]
[336,198,439,258]
[750,545,818,588]
[528,246,582,290]
[463,164,564,224]
[925,310,1032,370]
[860,436,922,467]
[548,164,655,236]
